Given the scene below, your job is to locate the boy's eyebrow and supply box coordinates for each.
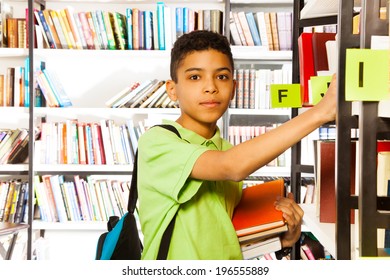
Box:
[184,67,232,73]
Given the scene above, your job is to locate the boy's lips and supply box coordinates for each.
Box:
[199,100,221,107]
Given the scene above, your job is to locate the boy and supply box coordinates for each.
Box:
[137,30,337,259]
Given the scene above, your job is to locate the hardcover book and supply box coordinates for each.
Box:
[232,179,287,237]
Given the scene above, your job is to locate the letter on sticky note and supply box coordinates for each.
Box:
[270,84,302,108]
[345,49,389,101]
[310,76,332,105]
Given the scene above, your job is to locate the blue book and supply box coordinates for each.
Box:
[24,57,30,107]
[37,10,56,49]
[183,7,189,34]
[175,7,183,38]
[245,12,261,46]
[143,10,153,50]
[157,2,165,50]
[42,69,72,107]
[126,8,133,50]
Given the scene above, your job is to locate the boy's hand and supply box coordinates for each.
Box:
[275,192,304,248]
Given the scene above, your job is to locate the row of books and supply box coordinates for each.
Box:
[231,65,292,110]
[0,128,30,164]
[33,174,131,223]
[105,79,178,109]
[227,124,287,168]
[0,66,27,107]
[0,180,29,224]
[230,11,293,51]
[33,5,167,51]
[3,17,27,48]
[36,118,146,166]
[175,7,223,39]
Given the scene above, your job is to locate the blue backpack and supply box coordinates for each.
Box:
[95,124,181,260]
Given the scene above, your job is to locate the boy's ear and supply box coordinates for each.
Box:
[166,80,177,101]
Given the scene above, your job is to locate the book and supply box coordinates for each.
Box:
[43,10,63,49]
[241,236,282,260]
[156,2,166,50]
[315,140,356,223]
[42,68,72,107]
[298,32,315,105]
[245,12,261,46]
[229,11,242,46]
[269,12,279,51]
[237,11,254,46]
[311,32,336,75]
[64,6,84,50]
[255,12,269,50]
[232,179,286,237]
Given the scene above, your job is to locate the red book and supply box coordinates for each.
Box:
[232,179,286,237]
[311,32,336,74]
[298,32,315,106]
[317,140,356,223]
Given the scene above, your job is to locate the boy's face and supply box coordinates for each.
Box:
[166,49,236,132]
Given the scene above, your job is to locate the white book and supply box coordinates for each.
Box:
[241,236,282,260]
[114,80,153,108]
[99,119,114,165]
[140,82,167,108]
[255,12,269,50]
[105,81,139,108]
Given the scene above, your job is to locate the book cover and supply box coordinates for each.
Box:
[42,68,72,107]
[232,11,246,46]
[237,11,254,46]
[298,32,315,105]
[232,179,286,237]
[316,140,356,223]
[241,236,282,260]
[42,10,63,49]
[269,12,279,51]
[255,11,269,50]
[263,12,274,51]
[64,6,84,50]
[156,2,166,50]
[245,12,261,46]
[311,32,336,74]
[126,8,133,50]
[229,11,242,46]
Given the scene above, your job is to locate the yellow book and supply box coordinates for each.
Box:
[60,9,77,49]
[56,9,74,49]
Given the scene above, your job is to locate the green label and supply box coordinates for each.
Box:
[270,84,302,108]
[310,75,332,105]
[345,49,389,101]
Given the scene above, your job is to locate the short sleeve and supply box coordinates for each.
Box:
[137,125,209,204]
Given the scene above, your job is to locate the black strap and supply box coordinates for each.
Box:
[128,124,181,260]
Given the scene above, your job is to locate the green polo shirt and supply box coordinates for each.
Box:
[137,120,243,260]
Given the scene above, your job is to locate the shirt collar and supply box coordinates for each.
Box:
[162,119,223,150]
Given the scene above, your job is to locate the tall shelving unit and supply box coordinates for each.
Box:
[293,0,390,260]
[290,0,338,260]
[341,0,390,258]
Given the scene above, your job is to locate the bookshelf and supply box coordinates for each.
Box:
[228,0,294,180]
[293,0,390,260]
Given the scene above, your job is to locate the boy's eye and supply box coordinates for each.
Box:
[217,74,229,80]
[189,75,200,80]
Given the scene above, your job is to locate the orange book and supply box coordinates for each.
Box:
[232,179,286,237]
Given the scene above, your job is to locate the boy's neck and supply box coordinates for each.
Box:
[176,117,217,139]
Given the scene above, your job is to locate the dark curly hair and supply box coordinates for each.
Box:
[170,30,234,82]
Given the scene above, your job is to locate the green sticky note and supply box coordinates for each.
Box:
[310,76,332,105]
[345,49,389,101]
[270,84,302,108]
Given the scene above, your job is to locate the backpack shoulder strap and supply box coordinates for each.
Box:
[128,124,181,260]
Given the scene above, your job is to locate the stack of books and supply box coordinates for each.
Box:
[232,179,288,259]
